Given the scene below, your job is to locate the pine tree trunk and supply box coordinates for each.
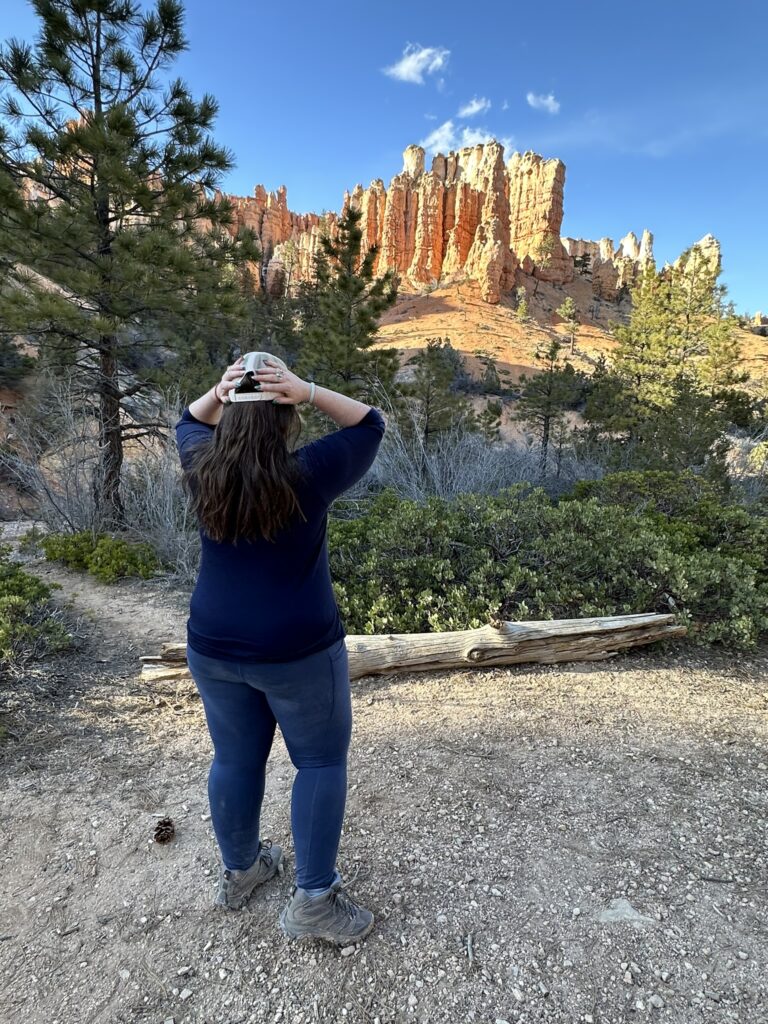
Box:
[94,339,125,529]
[540,415,551,476]
[90,16,125,529]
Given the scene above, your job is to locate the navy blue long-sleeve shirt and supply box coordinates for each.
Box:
[175,405,386,662]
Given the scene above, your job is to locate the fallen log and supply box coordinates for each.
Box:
[140,613,686,682]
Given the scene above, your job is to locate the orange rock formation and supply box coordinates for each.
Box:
[219,141,661,306]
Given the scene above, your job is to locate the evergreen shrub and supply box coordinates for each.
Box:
[40,532,159,583]
[328,481,768,648]
[0,544,71,666]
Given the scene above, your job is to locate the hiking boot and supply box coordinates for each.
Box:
[278,878,374,944]
[215,840,284,910]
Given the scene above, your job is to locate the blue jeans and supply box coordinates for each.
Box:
[186,636,352,890]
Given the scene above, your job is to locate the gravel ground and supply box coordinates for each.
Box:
[0,533,767,1024]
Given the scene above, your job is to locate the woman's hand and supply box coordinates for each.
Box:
[215,356,246,404]
[254,360,312,405]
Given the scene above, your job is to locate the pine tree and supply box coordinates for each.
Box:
[531,235,557,296]
[573,252,592,276]
[694,289,751,428]
[0,0,259,527]
[556,296,579,355]
[439,337,472,392]
[477,351,502,394]
[552,416,571,479]
[0,333,34,387]
[590,248,751,470]
[535,235,557,266]
[401,338,471,445]
[242,240,307,367]
[514,339,582,477]
[297,205,398,401]
[474,398,503,442]
[293,243,329,339]
[240,280,304,372]
[611,263,676,409]
[582,352,637,436]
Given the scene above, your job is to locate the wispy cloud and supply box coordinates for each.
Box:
[460,125,497,146]
[526,91,560,115]
[383,43,450,85]
[424,112,438,121]
[637,117,747,157]
[523,94,768,158]
[501,99,509,111]
[457,96,491,118]
[420,119,515,157]
[420,119,458,154]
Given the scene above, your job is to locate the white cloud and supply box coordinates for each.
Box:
[424,112,438,121]
[419,120,516,156]
[459,127,515,153]
[459,125,495,146]
[383,43,450,85]
[420,119,457,154]
[526,91,561,115]
[457,96,491,118]
[501,99,509,111]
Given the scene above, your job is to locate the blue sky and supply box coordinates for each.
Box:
[2,0,767,314]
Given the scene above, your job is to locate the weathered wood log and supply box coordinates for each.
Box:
[140,613,686,682]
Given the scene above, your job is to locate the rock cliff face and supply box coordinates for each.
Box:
[561,229,656,300]
[669,232,721,276]
[219,141,662,306]
[220,184,328,295]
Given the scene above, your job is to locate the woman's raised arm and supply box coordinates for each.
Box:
[255,360,375,427]
[188,356,247,425]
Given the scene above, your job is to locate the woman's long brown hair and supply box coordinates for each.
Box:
[184,402,306,543]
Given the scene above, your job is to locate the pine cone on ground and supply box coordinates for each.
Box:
[153,816,175,844]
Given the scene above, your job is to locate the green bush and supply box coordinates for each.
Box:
[566,469,724,518]
[17,525,47,555]
[0,544,72,666]
[40,531,98,570]
[566,470,768,572]
[328,484,768,648]
[41,531,159,582]
[87,535,159,583]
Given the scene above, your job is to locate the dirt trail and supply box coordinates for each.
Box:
[1,528,767,1024]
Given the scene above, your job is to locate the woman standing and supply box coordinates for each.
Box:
[175,352,385,945]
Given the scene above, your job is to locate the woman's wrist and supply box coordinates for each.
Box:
[189,384,225,425]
